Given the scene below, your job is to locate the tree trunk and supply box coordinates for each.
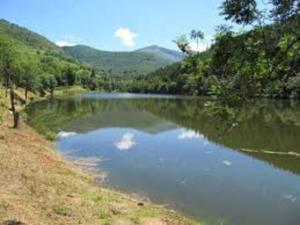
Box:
[50,88,54,98]
[9,85,19,128]
[7,70,19,129]
[24,87,28,103]
[13,111,20,129]
[5,76,9,97]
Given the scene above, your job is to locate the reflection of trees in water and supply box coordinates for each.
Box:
[26,97,300,174]
[143,99,300,175]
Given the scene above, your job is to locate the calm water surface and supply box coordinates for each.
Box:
[26,93,300,225]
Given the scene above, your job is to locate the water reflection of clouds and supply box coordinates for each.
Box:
[283,194,297,203]
[178,130,204,140]
[223,160,232,166]
[57,131,77,139]
[115,132,136,151]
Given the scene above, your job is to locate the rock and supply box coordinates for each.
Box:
[137,202,144,206]
[111,208,121,215]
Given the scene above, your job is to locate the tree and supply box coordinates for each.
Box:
[65,67,76,86]
[88,69,97,90]
[0,36,20,128]
[77,69,89,88]
[48,75,57,98]
[190,30,204,51]
[22,63,38,102]
[271,0,300,21]
[173,35,190,54]
[220,0,258,25]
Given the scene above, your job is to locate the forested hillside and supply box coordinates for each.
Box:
[0,19,105,98]
[122,0,300,101]
[63,45,182,77]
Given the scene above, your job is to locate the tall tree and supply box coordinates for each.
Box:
[220,0,258,25]
[190,30,204,51]
[48,75,57,98]
[271,0,300,21]
[88,69,97,90]
[65,67,76,86]
[0,36,20,128]
[22,63,37,102]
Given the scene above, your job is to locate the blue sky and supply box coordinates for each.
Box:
[1,0,229,51]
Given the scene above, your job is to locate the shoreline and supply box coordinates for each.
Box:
[0,88,201,225]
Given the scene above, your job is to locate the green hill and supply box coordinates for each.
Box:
[0,19,98,91]
[0,19,91,73]
[0,19,60,53]
[63,45,182,76]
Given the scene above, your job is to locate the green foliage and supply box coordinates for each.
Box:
[63,67,76,86]
[173,35,190,54]
[63,45,180,77]
[221,0,258,25]
[271,0,300,20]
[52,203,72,216]
[117,0,300,102]
[0,34,19,85]
[0,19,104,94]
[0,19,59,52]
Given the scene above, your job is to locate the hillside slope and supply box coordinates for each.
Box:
[63,45,181,76]
[0,19,93,88]
[0,19,60,53]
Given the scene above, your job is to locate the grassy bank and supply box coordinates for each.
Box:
[0,88,201,225]
[54,86,87,97]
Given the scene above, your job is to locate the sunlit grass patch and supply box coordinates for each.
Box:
[52,203,72,216]
[54,86,87,97]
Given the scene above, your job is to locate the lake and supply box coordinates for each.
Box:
[26,93,300,225]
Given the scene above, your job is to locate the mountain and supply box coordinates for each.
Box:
[135,45,183,62]
[63,45,183,76]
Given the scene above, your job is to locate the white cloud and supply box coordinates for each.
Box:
[115,133,136,151]
[55,35,83,47]
[55,40,76,47]
[114,28,137,47]
[189,42,209,53]
[178,130,204,140]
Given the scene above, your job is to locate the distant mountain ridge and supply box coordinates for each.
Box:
[135,45,183,62]
[62,45,183,76]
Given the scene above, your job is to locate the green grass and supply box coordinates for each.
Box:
[53,204,72,216]
[54,86,87,97]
